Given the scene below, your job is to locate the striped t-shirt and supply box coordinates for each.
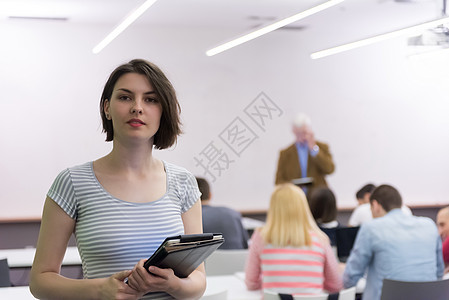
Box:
[245,230,342,295]
[48,160,201,300]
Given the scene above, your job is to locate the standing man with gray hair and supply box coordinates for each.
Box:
[275,112,335,196]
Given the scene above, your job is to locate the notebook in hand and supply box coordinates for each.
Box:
[291,177,314,186]
[144,233,224,278]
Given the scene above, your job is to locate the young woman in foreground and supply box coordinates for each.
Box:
[30,59,205,300]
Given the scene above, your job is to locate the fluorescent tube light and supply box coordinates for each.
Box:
[206,0,345,57]
[92,0,157,54]
[311,16,449,59]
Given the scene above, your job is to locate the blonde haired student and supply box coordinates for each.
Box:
[245,183,342,295]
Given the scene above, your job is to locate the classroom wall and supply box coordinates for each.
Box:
[1,15,449,220]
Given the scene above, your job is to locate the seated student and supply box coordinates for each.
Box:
[436,206,449,273]
[348,183,413,227]
[348,183,376,227]
[343,184,444,300]
[245,183,342,295]
[444,238,449,277]
[309,186,340,246]
[196,177,248,249]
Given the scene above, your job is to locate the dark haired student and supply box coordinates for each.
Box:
[309,186,340,246]
[343,184,443,300]
[30,59,205,300]
[196,177,248,250]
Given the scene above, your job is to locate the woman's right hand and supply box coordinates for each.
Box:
[126,259,181,295]
[99,270,144,300]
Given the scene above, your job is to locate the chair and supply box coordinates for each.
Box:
[263,287,356,300]
[0,258,11,287]
[335,226,360,262]
[204,249,248,276]
[380,278,449,300]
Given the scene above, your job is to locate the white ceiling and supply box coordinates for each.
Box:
[0,0,445,47]
[0,0,444,26]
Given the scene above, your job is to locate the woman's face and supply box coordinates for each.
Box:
[104,72,162,144]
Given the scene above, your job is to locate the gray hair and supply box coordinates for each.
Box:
[293,113,311,128]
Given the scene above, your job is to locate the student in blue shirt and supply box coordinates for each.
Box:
[343,184,444,300]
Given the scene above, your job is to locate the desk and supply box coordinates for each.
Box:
[241,217,265,231]
[0,247,81,268]
[242,217,265,237]
[0,286,36,299]
[203,273,261,299]
[0,274,261,300]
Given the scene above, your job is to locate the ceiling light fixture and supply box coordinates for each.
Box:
[206,0,345,57]
[92,0,157,54]
[8,16,68,21]
[310,16,449,59]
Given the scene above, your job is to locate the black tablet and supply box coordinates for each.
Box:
[144,233,224,278]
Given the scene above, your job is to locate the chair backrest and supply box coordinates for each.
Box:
[0,258,11,287]
[263,287,356,300]
[337,286,356,300]
[381,278,449,300]
[335,226,360,262]
[204,249,248,276]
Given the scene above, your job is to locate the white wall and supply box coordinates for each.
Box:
[1,18,449,219]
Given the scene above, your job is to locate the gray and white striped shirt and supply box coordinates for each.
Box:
[48,160,201,299]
